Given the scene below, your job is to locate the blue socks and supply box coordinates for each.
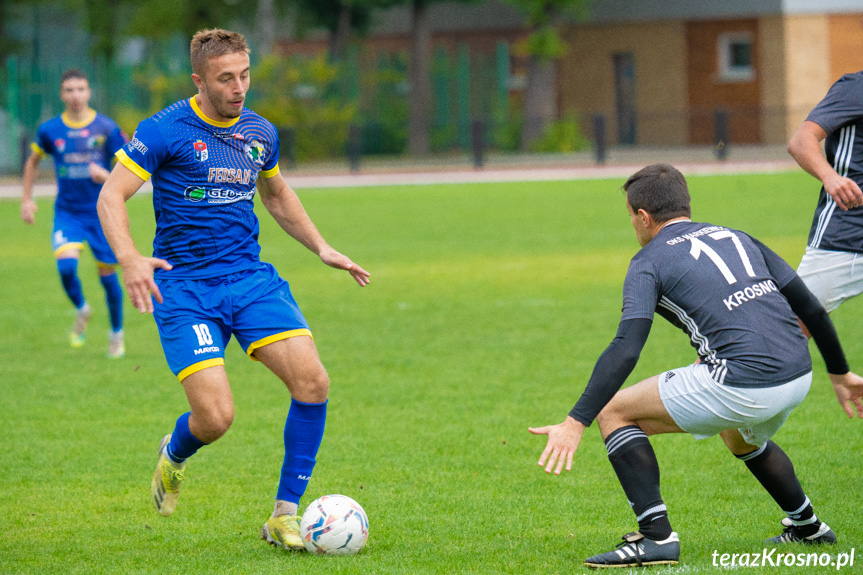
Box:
[57,258,85,308]
[167,412,206,463]
[277,399,327,504]
[57,260,123,334]
[99,272,124,332]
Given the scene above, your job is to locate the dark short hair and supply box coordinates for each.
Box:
[60,69,88,84]
[623,163,692,223]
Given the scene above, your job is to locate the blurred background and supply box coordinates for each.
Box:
[2,0,863,175]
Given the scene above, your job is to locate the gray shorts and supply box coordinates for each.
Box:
[657,363,811,446]
[797,246,863,312]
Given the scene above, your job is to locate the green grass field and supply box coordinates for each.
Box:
[1,171,861,574]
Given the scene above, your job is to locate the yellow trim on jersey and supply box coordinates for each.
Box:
[30,142,46,157]
[190,96,240,128]
[115,149,151,181]
[247,329,313,361]
[54,242,84,257]
[61,109,97,129]
[260,165,280,179]
[178,358,225,382]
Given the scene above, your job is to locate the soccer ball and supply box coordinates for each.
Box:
[300,494,369,555]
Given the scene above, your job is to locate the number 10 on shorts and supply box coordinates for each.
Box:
[192,323,213,346]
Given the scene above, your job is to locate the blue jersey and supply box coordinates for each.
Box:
[33,110,126,214]
[116,97,281,279]
[622,220,811,387]
[805,71,863,253]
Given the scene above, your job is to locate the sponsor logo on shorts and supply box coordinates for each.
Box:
[194,346,220,355]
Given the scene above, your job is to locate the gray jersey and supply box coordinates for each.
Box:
[622,220,811,387]
[806,71,863,253]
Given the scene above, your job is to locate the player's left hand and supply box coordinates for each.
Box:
[529,416,586,475]
[319,247,371,287]
[88,162,111,184]
[829,371,863,418]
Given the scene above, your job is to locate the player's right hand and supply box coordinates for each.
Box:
[529,416,586,475]
[120,254,173,313]
[21,199,38,224]
[829,371,863,418]
[823,173,863,211]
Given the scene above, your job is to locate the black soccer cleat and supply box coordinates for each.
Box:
[584,531,680,568]
[766,518,837,545]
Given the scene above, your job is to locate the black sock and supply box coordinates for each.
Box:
[605,425,673,541]
[736,441,820,536]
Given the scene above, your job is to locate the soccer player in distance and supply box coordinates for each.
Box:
[529,164,863,568]
[97,29,370,549]
[21,69,127,358]
[788,72,863,334]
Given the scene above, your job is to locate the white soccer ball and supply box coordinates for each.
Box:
[300,494,369,555]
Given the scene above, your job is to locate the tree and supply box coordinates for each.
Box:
[293,0,387,61]
[504,0,591,150]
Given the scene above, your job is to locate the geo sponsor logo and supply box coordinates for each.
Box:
[184,186,207,202]
[183,185,255,205]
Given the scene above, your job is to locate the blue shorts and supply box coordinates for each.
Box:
[52,208,117,266]
[153,263,311,381]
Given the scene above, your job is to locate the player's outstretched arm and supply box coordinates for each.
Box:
[21,152,41,224]
[529,416,586,475]
[97,163,172,313]
[788,120,863,211]
[257,171,370,286]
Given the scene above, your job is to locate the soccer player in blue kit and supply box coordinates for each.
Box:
[21,69,127,358]
[97,29,370,549]
[530,164,863,568]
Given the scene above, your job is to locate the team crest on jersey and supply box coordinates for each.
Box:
[244,139,265,166]
[88,135,106,149]
[193,140,208,162]
[54,138,66,153]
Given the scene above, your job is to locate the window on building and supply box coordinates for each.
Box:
[717,32,754,82]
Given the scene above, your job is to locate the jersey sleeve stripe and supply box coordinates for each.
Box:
[30,142,46,157]
[115,149,152,181]
[260,165,280,179]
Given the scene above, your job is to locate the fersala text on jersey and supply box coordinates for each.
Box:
[665,225,726,245]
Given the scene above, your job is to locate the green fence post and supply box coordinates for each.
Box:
[457,42,470,149]
[7,56,20,123]
[433,47,450,143]
[348,45,360,104]
[496,40,509,120]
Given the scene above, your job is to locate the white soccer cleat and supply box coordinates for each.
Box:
[107,330,125,359]
[70,303,91,348]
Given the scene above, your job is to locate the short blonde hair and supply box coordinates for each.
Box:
[190,29,250,76]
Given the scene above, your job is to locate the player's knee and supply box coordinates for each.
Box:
[595,400,625,435]
[295,369,329,403]
[198,407,234,442]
